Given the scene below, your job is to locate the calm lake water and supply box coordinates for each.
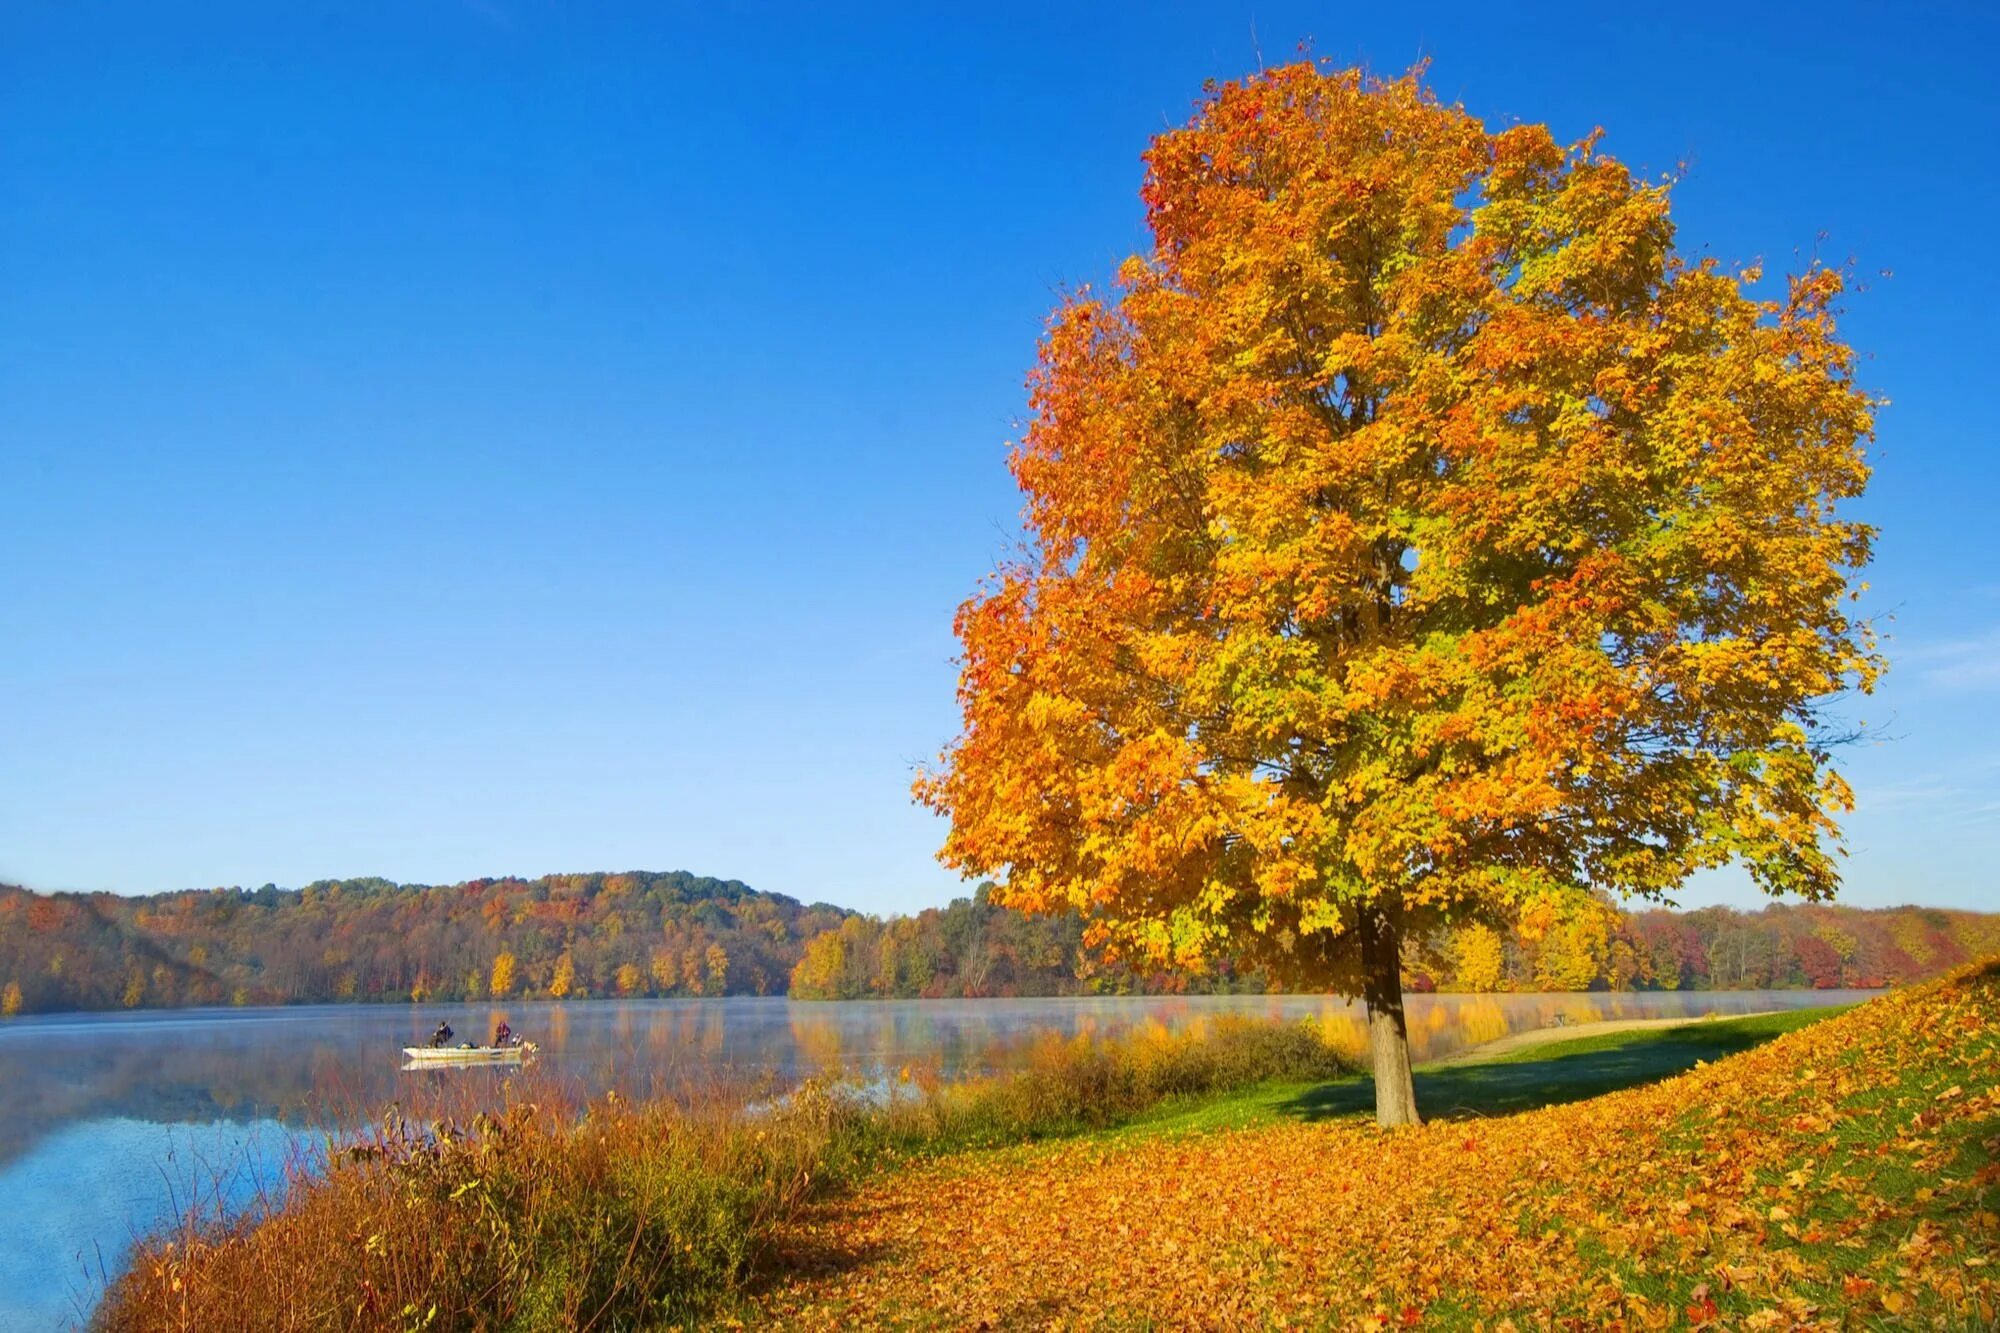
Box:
[0,987,1874,1328]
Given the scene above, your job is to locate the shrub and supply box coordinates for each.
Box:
[97,1090,856,1333]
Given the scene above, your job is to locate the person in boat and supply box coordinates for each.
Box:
[493,1020,513,1048]
[429,1019,454,1048]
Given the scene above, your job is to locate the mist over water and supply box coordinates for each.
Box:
[0,988,1873,1327]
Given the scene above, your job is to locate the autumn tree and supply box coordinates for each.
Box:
[918,64,1877,1125]
[490,950,517,999]
[1605,937,1644,990]
[1452,926,1505,993]
[790,927,852,1000]
[1534,912,1611,992]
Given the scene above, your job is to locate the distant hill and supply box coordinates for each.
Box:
[3,872,1996,1014]
[0,872,852,1013]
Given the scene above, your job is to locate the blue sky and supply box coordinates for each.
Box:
[3,2,1996,916]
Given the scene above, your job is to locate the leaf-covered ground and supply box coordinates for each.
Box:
[750,961,2000,1330]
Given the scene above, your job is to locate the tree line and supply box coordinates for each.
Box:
[787,883,1267,999]
[1417,901,2000,993]
[788,895,2000,999]
[1,872,1992,1015]
[0,871,849,1014]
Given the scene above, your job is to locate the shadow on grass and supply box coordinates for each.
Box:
[1284,1010,1840,1122]
[745,1225,896,1296]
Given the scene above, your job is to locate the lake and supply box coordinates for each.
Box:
[0,987,1875,1327]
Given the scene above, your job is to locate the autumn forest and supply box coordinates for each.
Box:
[2,870,1992,1016]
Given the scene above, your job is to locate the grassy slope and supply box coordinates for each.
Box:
[753,969,1999,1329]
[1106,1007,1843,1140]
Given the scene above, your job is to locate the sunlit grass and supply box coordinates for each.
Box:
[1479,1006,1849,1064]
[1091,1007,1847,1141]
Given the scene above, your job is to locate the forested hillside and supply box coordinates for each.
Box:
[3,872,1994,1014]
[789,894,2000,999]
[787,884,1265,999]
[0,872,850,1013]
[1427,901,2000,993]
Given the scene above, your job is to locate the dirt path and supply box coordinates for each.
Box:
[1426,1011,1779,1066]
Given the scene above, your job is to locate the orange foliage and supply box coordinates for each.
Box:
[919,64,1877,1119]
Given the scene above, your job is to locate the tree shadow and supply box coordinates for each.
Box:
[742,1202,900,1293]
[1281,1024,1796,1122]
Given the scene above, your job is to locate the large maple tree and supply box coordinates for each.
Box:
[918,65,1877,1125]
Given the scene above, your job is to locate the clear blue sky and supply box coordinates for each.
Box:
[3,2,1996,916]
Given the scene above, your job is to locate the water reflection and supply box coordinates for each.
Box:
[0,1116,301,1330]
[0,988,1874,1327]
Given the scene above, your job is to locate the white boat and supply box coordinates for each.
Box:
[401,1040,536,1067]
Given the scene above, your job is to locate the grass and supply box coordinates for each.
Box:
[99,1090,852,1333]
[1290,1005,1848,1120]
[1103,1006,1848,1139]
[1479,1006,1848,1062]
[95,998,1903,1331]
[856,1014,1356,1156]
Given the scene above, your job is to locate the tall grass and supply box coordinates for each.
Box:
[95,1017,1352,1331]
[867,1014,1355,1151]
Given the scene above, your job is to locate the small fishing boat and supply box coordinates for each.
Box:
[401,1040,537,1067]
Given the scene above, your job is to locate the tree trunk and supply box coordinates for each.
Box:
[1359,904,1421,1127]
